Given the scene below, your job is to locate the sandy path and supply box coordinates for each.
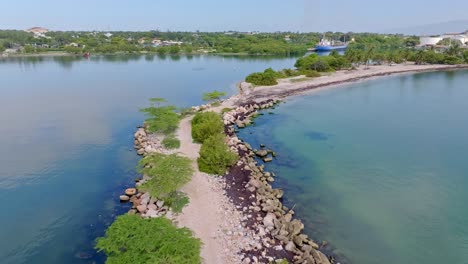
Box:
[175,117,227,264]
[243,64,468,101]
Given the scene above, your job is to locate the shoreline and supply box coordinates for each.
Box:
[238,63,468,102]
[1,51,300,59]
[122,64,468,264]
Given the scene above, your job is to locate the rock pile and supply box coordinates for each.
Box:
[222,100,334,264]
[191,104,211,112]
[128,192,173,219]
[133,126,176,156]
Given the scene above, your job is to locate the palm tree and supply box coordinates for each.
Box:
[414,50,425,65]
[364,45,375,69]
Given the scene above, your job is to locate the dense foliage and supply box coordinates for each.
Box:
[0,30,424,56]
[138,153,193,198]
[96,214,201,264]
[295,53,350,72]
[162,135,181,149]
[140,98,180,135]
[191,112,225,143]
[245,68,281,86]
[198,133,238,175]
[162,191,190,213]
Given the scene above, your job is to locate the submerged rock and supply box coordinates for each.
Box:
[119,195,130,202]
[255,149,268,157]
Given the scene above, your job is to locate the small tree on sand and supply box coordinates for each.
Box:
[149,97,167,107]
[202,90,226,104]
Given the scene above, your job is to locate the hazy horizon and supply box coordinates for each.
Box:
[1,0,467,34]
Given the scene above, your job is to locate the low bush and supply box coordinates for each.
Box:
[162,191,190,213]
[96,214,201,264]
[140,98,180,135]
[198,133,238,175]
[191,112,224,143]
[162,135,180,149]
[138,153,193,199]
[245,68,279,86]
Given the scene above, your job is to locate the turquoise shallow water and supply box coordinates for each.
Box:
[0,54,298,264]
[238,70,468,264]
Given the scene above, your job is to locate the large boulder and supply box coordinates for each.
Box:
[285,241,296,252]
[125,188,137,196]
[255,149,268,157]
[136,205,147,213]
[263,213,276,230]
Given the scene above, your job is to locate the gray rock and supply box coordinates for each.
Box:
[128,209,137,215]
[263,213,276,229]
[263,157,273,162]
[136,205,147,213]
[156,200,164,208]
[285,241,296,252]
[255,149,268,157]
[141,192,150,200]
[119,195,130,202]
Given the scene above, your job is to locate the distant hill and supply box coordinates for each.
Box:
[385,20,468,35]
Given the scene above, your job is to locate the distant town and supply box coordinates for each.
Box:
[0,27,467,57]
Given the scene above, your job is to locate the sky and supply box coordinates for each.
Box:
[1,0,467,32]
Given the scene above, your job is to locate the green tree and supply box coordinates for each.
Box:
[169,45,181,54]
[202,90,226,103]
[364,45,375,69]
[138,153,193,198]
[96,215,201,264]
[149,97,167,107]
[140,98,180,135]
[198,133,238,175]
[191,112,224,143]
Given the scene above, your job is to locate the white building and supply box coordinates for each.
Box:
[420,31,468,46]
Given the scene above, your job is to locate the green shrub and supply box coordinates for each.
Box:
[191,112,224,143]
[202,90,226,103]
[163,191,190,213]
[162,135,181,149]
[198,133,238,175]
[245,68,279,86]
[138,153,193,198]
[96,214,201,264]
[140,101,180,135]
[280,68,302,77]
[211,101,221,107]
[221,107,233,114]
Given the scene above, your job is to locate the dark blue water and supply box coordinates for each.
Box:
[0,54,298,264]
[238,70,468,264]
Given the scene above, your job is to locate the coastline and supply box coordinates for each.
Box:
[124,64,468,264]
[0,51,299,59]
[239,63,468,102]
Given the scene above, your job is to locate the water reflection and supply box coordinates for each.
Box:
[0,54,299,264]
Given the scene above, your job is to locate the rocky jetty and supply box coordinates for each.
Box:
[222,99,334,264]
[133,126,176,156]
[118,126,179,219]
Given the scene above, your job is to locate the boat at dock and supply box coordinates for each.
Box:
[315,38,348,51]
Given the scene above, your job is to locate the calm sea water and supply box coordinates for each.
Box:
[238,70,468,264]
[0,54,298,264]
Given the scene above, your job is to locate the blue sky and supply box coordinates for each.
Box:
[1,0,467,32]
